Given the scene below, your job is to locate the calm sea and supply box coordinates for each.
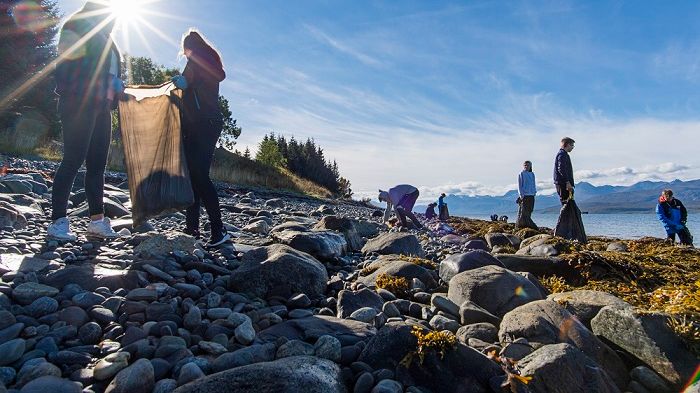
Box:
[466,213,700,242]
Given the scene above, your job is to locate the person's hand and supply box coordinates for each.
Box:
[112,77,125,94]
[172,75,188,89]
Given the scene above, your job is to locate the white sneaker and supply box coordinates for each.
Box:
[47,217,77,241]
[86,217,120,239]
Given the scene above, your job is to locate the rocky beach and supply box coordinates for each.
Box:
[0,155,698,393]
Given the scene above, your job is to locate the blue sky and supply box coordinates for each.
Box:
[55,0,700,200]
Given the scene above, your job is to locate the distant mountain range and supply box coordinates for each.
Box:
[417,179,700,215]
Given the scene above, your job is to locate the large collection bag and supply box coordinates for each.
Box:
[554,192,587,243]
[118,83,193,227]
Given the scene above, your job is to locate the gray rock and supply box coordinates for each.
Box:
[16,361,61,387]
[153,379,177,393]
[495,254,580,281]
[499,300,628,389]
[212,343,277,372]
[430,294,459,317]
[547,290,630,327]
[183,306,201,331]
[234,320,256,345]
[0,339,25,366]
[0,203,27,230]
[448,265,543,318]
[0,323,23,345]
[630,366,671,393]
[361,232,424,257]
[313,216,364,251]
[349,307,378,324]
[456,323,498,344]
[277,339,315,358]
[518,343,620,393]
[272,230,348,260]
[439,250,504,283]
[354,371,374,393]
[71,291,106,308]
[357,322,416,370]
[25,296,58,317]
[257,316,376,347]
[243,220,270,235]
[500,339,534,360]
[94,352,130,381]
[177,363,204,386]
[371,379,402,393]
[133,232,196,258]
[229,244,328,298]
[173,356,345,393]
[338,288,384,318]
[78,321,102,344]
[591,305,697,387]
[105,358,155,393]
[484,233,513,248]
[20,376,82,393]
[428,315,460,332]
[314,335,341,362]
[356,255,437,289]
[12,282,58,305]
[606,242,629,252]
[40,264,143,292]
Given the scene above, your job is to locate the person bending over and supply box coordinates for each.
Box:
[656,189,693,246]
[378,184,423,229]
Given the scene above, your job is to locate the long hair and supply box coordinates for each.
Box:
[181,29,224,69]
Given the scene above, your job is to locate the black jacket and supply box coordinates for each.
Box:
[553,148,574,186]
[659,198,688,224]
[55,14,121,107]
[182,49,225,121]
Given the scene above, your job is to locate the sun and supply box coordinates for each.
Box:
[109,0,144,23]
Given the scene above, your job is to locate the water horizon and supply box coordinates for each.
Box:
[462,212,699,242]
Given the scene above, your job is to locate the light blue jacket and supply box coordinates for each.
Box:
[518,171,537,197]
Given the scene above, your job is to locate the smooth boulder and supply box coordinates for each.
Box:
[272,230,347,261]
[439,250,503,283]
[361,232,424,257]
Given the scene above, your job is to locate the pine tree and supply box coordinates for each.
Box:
[0,0,60,133]
[243,146,251,159]
[256,136,285,167]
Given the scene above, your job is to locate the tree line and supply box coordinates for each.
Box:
[250,133,352,197]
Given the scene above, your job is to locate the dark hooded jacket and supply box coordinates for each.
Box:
[553,148,574,186]
[181,48,225,121]
[54,5,121,107]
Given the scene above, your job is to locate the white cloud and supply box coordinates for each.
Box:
[304,24,384,68]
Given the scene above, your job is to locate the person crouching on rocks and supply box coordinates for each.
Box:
[47,1,125,241]
[516,160,538,229]
[425,202,437,220]
[378,185,423,229]
[171,29,231,248]
[656,189,693,246]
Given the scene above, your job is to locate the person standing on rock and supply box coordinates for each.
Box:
[171,29,230,247]
[47,1,124,241]
[656,189,693,246]
[553,137,575,204]
[516,160,538,229]
[378,184,423,229]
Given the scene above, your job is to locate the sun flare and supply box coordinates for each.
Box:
[109,0,143,23]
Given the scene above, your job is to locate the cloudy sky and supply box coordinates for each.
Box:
[55,0,700,201]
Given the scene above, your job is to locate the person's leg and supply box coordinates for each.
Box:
[84,104,112,220]
[397,190,422,228]
[394,206,408,227]
[556,185,570,205]
[51,98,98,220]
[524,195,537,228]
[187,119,224,239]
[185,189,201,235]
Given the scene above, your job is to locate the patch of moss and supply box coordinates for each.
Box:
[359,265,379,277]
[375,273,410,297]
[400,255,438,270]
[410,325,457,364]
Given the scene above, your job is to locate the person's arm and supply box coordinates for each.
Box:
[656,204,672,226]
[383,201,392,223]
[532,172,537,195]
[679,200,688,224]
[565,154,574,189]
[518,172,525,197]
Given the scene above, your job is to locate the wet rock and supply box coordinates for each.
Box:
[499,300,628,388]
[173,356,345,393]
[438,250,504,283]
[272,230,347,260]
[591,305,697,387]
[105,358,155,393]
[20,376,82,393]
[361,233,424,257]
[229,244,328,298]
[12,282,58,305]
[517,343,619,393]
[448,265,543,318]
[337,288,384,318]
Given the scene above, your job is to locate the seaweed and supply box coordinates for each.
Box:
[400,255,438,270]
[375,273,410,297]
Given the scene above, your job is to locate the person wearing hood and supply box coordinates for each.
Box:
[378,184,423,229]
[47,0,124,241]
[171,29,230,248]
[656,189,693,246]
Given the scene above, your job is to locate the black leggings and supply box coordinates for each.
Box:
[183,118,223,236]
[51,98,111,220]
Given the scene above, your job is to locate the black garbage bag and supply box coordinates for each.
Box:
[554,197,587,243]
[118,83,193,227]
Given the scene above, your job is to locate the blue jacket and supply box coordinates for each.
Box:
[553,149,574,186]
[656,197,687,235]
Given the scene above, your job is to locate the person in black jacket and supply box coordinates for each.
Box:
[47,1,124,241]
[553,137,575,204]
[171,30,230,247]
